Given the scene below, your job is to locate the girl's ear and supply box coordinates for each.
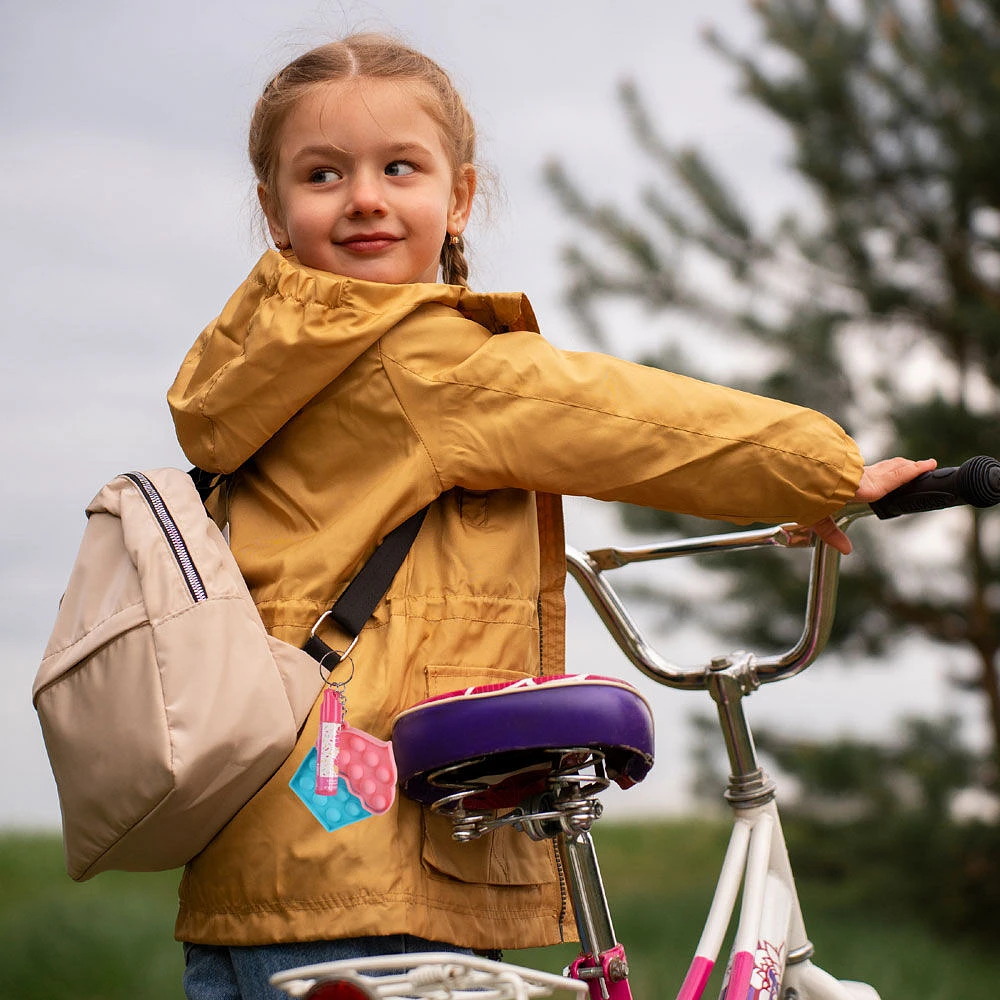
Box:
[258,183,289,249]
[447,164,477,234]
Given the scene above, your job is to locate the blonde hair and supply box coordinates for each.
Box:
[249,34,477,286]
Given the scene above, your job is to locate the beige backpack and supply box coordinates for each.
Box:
[32,468,325,880]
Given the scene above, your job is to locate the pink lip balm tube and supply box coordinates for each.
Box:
[315,688,343,796]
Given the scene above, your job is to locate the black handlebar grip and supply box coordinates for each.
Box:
[870,455,1000,519]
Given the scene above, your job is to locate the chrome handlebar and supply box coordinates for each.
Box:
[565,503,874,692]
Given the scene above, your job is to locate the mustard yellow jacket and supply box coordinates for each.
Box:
[167,250,862,949]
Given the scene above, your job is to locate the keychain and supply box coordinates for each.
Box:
[290,649,398,833]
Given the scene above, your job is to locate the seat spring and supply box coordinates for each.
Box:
[427,746,614,842]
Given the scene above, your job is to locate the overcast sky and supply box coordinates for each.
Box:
[2,0,980,830]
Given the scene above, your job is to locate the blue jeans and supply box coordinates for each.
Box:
[183,935,470,1000]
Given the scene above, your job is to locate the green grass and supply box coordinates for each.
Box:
[0,832,184,1000]
[3,821,998,999]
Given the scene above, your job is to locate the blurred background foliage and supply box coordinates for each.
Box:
[547,0,1000,947]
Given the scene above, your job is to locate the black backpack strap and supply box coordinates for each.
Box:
[303,505,430,668]
[188,465,428,669]
[188,467,226,504]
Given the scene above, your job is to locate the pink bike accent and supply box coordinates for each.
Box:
[569,943,633,1000]
[723,950,753,1000]
[676,956,714,1000]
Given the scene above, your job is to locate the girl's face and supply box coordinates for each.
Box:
[260,78,475,284]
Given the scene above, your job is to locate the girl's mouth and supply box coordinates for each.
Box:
[338,234,401,253]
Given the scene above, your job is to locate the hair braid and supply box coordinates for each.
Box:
[440,235,470,287]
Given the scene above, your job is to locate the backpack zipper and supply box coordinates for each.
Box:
[124,472,208,603]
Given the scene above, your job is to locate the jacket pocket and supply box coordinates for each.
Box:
[419,664,555,887]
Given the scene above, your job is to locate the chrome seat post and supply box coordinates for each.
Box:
[559,828,623,984]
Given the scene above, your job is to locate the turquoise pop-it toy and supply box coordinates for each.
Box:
[290,747,373,832]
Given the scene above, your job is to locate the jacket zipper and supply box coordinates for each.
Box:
[124,472,208,603]
[554,840,568,942]
[537,596,544,671]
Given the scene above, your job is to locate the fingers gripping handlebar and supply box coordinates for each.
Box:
[566,456,1000,692]
[870,455,1000,519]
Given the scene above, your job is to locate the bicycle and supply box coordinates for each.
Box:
[270,457,1000,1000]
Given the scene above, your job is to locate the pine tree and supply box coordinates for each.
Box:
[546,0,1000,783]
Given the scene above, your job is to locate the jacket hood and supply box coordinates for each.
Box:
[168,251,534,473]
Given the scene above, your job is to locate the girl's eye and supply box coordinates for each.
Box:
[309,168,341,184]
[385,161,416,177]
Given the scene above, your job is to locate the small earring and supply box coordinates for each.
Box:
[449,234,461,246]
[275,239,289,252]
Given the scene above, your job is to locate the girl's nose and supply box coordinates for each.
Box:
[346,172,387,216]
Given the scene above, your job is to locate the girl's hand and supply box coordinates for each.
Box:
[852,456,939,502]
[807,457,938,555]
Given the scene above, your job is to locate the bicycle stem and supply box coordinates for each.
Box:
[705,659,775,808]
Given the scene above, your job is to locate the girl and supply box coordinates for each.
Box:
[167,33,933,1000]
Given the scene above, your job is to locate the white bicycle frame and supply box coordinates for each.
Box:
[673,799,877,1000]
[271,504,886,1000]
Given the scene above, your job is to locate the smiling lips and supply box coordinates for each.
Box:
[338,233,401,253]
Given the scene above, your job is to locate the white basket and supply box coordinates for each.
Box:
[269,952,590,1000]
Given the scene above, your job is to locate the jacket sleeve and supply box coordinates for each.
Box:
[381,322,863,527]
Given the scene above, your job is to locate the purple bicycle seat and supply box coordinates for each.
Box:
[392,674,655,809]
